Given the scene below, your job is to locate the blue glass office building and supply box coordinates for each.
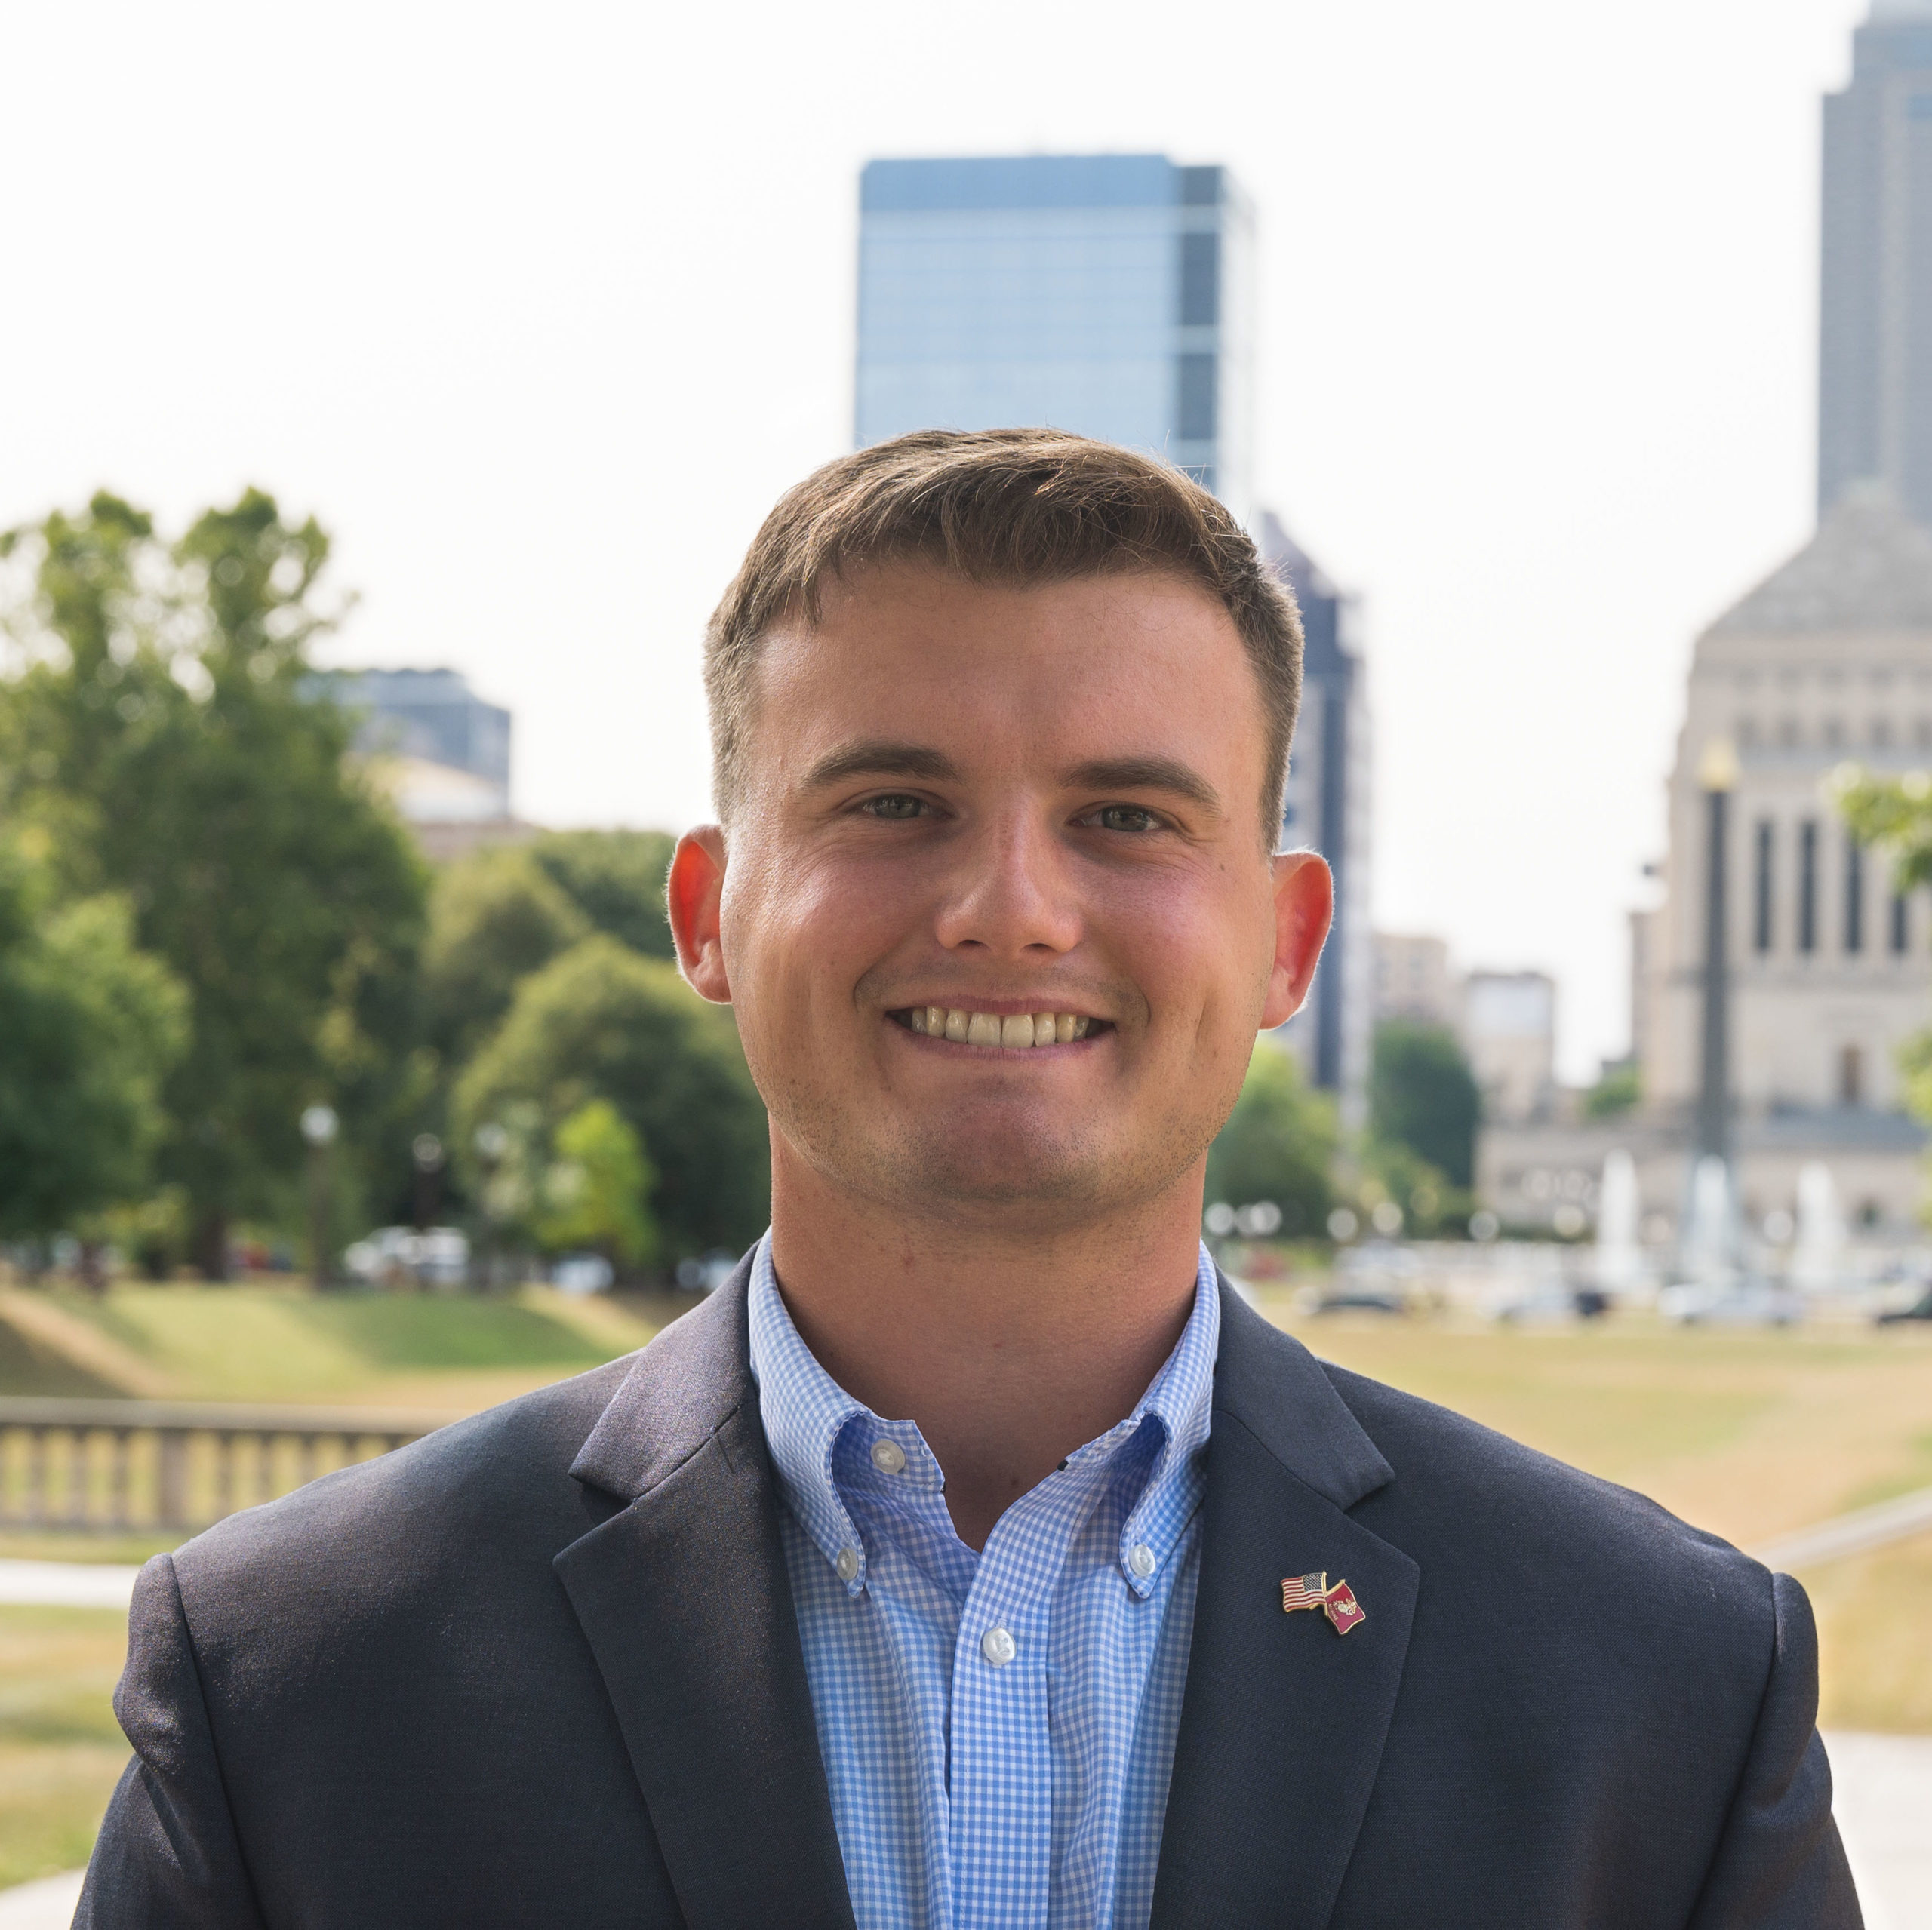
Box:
[856,154,1254,521]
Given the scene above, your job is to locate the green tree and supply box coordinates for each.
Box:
[531,1099,658,1268]
[423,847,589,1064]
[531,829,677,960]
[1205,1045,1337,1237]
[1583,1062,1641,1120]
[1838,768,1932,1132]
[1370,1020,1480,1189]
[452,936,769,1260]
[0,838,189,1240]
[0,490,429,1274]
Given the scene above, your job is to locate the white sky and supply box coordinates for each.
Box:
[1,0,1876,1080]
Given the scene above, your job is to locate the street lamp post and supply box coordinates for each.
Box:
[472,1122,509,1291]
[1694,736,1739,1168]
[300,1105,339,1289]
[1685,737,1739,1281]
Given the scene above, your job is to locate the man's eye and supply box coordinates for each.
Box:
[1094,804,1160,834]
[861,794,926,820]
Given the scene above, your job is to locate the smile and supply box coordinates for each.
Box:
[891,1007,1100,1048]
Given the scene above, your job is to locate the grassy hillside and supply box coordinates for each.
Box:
[2,1283,671,1412]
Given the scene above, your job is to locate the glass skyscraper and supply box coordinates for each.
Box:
[855,153,1254,523]
[1820,0,1932,522]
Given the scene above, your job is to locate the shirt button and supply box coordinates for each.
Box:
[1128,1544,1157,1578]
[835,1547,860,1584]
[980,1626,1017,1667]
[870,1439,907,1475]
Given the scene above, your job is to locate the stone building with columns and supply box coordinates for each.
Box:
[1629,485,1932,1234]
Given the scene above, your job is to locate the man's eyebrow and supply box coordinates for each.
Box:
[799,742,964,790]
[1063,755,1225,816]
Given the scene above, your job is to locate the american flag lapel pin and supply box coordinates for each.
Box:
[1281,1569,1366,1635]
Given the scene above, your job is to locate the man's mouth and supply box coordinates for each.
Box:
[888,1006,1104,1048]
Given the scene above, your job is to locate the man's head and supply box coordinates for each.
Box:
[669,429,1332,1237]
[705,428,1305,841]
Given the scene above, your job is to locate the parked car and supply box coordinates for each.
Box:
[1875,1286,1932,1326]
[1659,1279,1800,1327]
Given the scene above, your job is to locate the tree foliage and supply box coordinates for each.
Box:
[531,1099,658,1268]
[1835,767,1932,890]
[452,936,768,1259]
[423,847,589,1065]
[530,830,676,960]
[1205,1044,1337,1237]
[1369,1020,1480,1189]
[0,839,189,1238]
[0,490,429,1272]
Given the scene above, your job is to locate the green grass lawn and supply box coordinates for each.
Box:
[0,1607,128,1889]
[20,1281,669,1409]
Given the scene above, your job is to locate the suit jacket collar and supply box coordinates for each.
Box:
[557,1261,857,1930]
[1150,1277,1419,1930]
[557,1264,1414,1930]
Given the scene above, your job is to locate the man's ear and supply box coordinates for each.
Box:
[1260,850,1333,1030]
[668,826,732,1003]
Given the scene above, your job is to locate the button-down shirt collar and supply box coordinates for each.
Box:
[747,1235,1220,1603]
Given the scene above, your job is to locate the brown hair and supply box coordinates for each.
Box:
[704,428,1303,841]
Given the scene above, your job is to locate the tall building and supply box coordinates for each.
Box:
[1374,933,1458,1031]
[1820,0,1932,523]
[321,668,534,861]
[1265,515,1372,1126]
[856,154,1254,522]
[1463,971,1558,1125]
[1631,484,1932,1231]
[325,668,511,801]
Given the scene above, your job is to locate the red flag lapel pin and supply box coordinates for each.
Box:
[1281,1570,1366,1635]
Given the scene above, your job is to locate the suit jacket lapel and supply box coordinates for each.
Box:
[555,1265,855,1930]
[1150,1283,1419,1930]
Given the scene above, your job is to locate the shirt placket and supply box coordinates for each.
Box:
[946,1445,1124,1930]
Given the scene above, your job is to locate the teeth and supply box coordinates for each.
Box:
[906,1009,1094,1047]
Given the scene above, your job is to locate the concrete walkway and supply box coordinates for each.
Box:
[0,1560,137,1609]
[0,1871,81,1928]
[1827,1731,1932,1929]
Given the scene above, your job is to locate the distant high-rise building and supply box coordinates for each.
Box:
[321,668,533,860]
[1374,933,1458,1031]
[1820,0,1932,522]
[855,154,1254,521]
[326,668,511,799]
[1264,515,1372,1127]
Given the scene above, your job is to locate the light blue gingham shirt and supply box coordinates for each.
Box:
[746,1236,1220,1930]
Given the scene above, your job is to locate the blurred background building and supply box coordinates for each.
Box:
[1266,514,1372,1127]
[855,153,1255,522]
[854,150,1376,1126]
[1820,0,1932,524]
[321,668,537,862]
[1632,484,1932,1232]
[1373,932,1457,1030]
[1463,970,1558,1125]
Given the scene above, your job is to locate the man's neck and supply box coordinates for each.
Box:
[765,1154,1207,1550]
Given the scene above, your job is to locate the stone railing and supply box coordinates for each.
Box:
[0,1397,451,1534]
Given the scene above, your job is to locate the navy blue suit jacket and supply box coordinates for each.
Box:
[78,1269,1859,1928]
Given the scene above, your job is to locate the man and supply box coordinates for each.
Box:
[82,430,1857,1928]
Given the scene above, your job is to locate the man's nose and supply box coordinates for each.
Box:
[931,810,1083,958]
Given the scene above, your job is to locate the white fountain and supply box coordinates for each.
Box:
[1680,1155,1737,1286]
[1594,1149,1643,1295]
[1791,1163,1847,1295]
